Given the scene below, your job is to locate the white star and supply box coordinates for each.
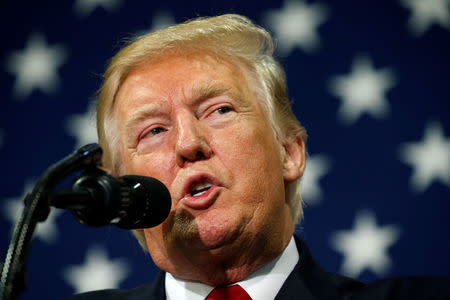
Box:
[264,0,328,55]
[301,154,331,204]
[66,101,98,148]
[400,0,450,36]
[64,246,130,293]
[328,56,396,125]
[74,0,122,18]
[6,34,67,100]
[330,210,400,278]
[399,122,450,192]
[2,180,63,243]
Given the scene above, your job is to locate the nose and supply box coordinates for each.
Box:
[174,114,212,166]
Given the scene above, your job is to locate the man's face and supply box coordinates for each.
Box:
[114,53,299,277]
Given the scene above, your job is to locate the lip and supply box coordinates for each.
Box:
[180,173,221,209]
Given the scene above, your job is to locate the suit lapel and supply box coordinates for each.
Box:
[144,271,166,300]
[275,236,364,300]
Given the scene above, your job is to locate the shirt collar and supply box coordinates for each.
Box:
[165,236,299,300]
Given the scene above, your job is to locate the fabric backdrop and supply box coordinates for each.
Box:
[1,0,449,299]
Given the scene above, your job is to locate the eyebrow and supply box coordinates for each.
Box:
[190,82,236,105]
[124,82,243,140]
[125,103,164,139]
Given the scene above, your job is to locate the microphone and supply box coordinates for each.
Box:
[50,168,171,229]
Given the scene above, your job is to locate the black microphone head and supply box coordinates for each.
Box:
[117,175,171,229]
[70,168,122,227]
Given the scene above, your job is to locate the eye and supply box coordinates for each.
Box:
[149,127,165,135]
[216,106,232,114]
[140,126,166,141]
[199,103,235,128]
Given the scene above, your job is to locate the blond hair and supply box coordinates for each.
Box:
[96,14,307,249]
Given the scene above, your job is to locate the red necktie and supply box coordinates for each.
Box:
[205,285,252,300]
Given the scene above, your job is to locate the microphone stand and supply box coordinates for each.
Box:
[0,144,102,300]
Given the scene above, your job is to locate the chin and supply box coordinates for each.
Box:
[195,213,249,250]
[165,206,250,254]
[196,227,234,249]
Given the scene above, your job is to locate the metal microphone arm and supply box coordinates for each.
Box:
[0,143,102,300]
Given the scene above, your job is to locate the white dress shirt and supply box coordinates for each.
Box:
[165,236,299,300]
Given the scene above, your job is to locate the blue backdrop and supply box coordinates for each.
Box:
[1,0,449,299]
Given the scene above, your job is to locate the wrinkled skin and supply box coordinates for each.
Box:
[113,53,305,285]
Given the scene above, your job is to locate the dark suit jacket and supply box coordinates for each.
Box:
[65,236,450,299]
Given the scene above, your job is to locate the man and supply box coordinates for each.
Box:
[67,14,449,299]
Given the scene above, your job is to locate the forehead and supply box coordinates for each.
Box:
[116,52,251,106]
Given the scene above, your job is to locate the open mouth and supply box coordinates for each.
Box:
[189,181,213,197]
[181,174,219,209]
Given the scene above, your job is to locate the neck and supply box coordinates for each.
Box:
[161,230,293,286]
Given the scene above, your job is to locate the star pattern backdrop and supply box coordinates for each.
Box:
[1,0,449,299]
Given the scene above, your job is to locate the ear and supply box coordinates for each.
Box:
[282,136,306,182]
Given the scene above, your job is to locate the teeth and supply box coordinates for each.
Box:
[190,182,212,196]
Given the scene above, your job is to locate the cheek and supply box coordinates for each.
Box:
[123,148,176,187]
[218,123,283,192]
[225,124,281,170]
